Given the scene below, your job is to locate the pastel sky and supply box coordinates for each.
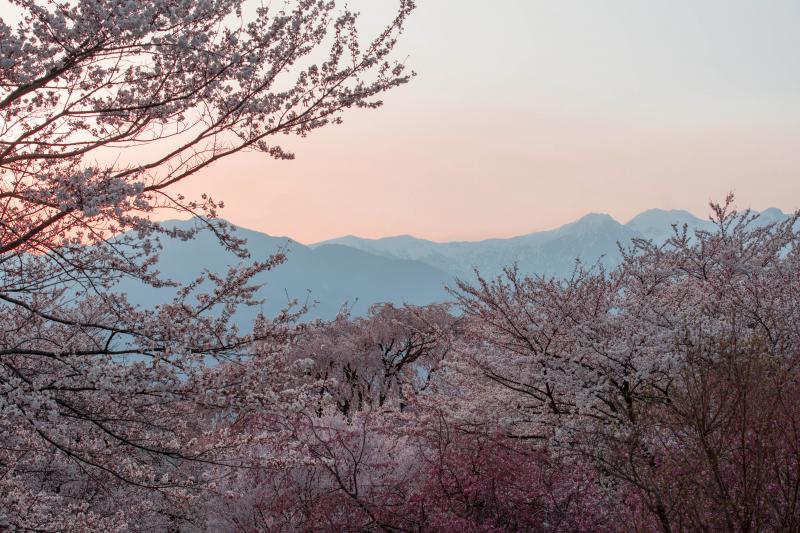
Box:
[174,0,800,243]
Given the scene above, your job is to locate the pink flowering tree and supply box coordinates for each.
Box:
[451,196,800,531]
[0,0,415,528]
[208,302,615,532]
[205,304,454,530]
[292,303,455,417]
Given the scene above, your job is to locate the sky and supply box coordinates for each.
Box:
[175,0,800,243]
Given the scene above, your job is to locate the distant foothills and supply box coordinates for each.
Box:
[125,208,794,322]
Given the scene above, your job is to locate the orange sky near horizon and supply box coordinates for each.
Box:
[167,0,800,243]
[2,1,798,243]
[106,0,798,243]
[173,106,800,243]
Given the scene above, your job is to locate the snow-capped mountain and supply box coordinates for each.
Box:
[625,209,714,243]
[313,208,790,280]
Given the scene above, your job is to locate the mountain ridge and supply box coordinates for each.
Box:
[309,207,790,280]
[130,207,791,321]
[311,208,715,248]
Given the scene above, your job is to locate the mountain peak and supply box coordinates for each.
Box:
[624,208,712,242]
[579,212,615,222]
[759,207,785,218]
[561,212,619,231]
[381,234,426,242]
[629,208,695,218]
[626,208,703,226]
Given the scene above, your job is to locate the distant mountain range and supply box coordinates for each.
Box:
[116,222,453,322]
[313,207,791,280]
[119,208,793,322]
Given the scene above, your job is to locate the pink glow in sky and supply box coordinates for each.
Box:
[172,0,800,243]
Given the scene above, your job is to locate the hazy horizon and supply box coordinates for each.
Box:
[2,1,793,242]
[163,204,792,246]
[160,0,799,242]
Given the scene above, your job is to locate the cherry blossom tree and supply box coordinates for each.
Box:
[204,304,453,530]
[199,195,800,531]
[207,381,609,532]
[292,303,455,417]
[0,0,415,528]
[207,303,613,532]
[450,196,800,532]
[204,198,800,532]
[628,344,800,531]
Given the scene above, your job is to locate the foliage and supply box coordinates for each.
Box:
[0,0,415,528]
[450,196,800,532]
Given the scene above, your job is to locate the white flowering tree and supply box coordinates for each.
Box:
[451,197,800,531]
[0,0,415,528]
[291,303,454,417]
